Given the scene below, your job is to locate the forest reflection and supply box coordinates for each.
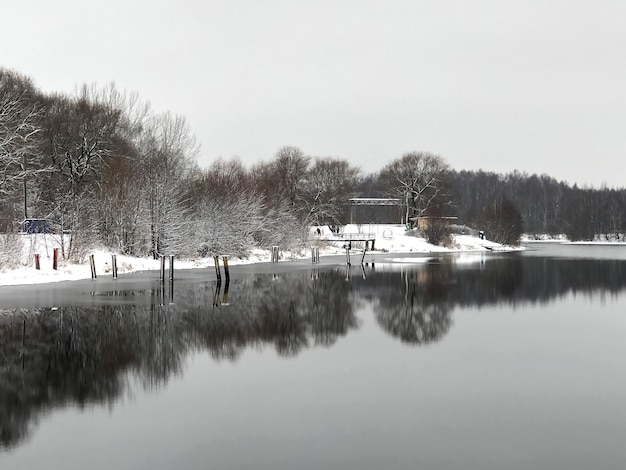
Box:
[2,254,626,448]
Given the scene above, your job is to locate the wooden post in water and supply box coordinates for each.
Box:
[89,254,97,279]
[214,256,222,282]
[169,255,175,281]
[35,254,40,270]
[160,256,166,281]
[53,248,59,270]
[345,246,351,266]
[271,246,279,263]
[112,254,118,279]
[223,256,230,282]
[360,247,367,265]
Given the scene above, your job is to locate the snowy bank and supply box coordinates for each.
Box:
[0,225,518,287]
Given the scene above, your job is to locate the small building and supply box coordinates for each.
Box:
[411,216,458,231]
[19,218,59,234]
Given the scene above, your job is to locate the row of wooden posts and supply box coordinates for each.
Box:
[281,245,368,266]
[34,248,60,271]
[33,245,368,278]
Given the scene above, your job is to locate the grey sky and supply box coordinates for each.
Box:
[3,0,625,187]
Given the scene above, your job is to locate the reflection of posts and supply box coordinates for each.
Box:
[21,319,26,370]
[222,279,230,305]
[213,281,222,307]
[169,278,174,305]
[159,279,165,306]
[223,256,230,282]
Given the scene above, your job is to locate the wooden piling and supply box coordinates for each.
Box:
[112,254,118,279]
[223,256,230,282]
[89,254,97,279]
[214,256,222,282]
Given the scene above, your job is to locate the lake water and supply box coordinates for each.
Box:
[1,243,626,470]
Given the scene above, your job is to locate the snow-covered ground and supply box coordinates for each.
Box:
[0,224,517,287]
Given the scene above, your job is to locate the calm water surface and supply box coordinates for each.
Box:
[1,243,626,469]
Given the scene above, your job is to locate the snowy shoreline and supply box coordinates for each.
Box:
[1,224,520,287]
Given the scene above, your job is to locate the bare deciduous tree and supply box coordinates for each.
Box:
[141,112,199,258]
[380,151,452,226]
[253,146,310,213]
[301,156,360,226]
[0,69,48,221]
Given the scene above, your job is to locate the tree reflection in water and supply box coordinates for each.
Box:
[3,254,626,448]
[0,270,358,448]
[368,263,455,345]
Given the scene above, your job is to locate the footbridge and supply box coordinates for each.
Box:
[313,232,377,249]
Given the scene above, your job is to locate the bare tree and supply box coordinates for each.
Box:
[140,112,199,258]
[253,146,310,213]
[479,196,524,245]
[301,156,360,226]
[94,85,152,255]
[0,69,48,221]
[42,87,125,259]
[380,151,452,226]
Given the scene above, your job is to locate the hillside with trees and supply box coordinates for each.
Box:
[2,67,625,265]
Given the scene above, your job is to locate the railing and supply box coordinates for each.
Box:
[316,232,376,241]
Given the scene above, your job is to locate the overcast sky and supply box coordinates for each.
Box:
[3,0,625,187]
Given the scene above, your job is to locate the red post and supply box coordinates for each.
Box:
[35,254,40,270]
[53,248,58,270]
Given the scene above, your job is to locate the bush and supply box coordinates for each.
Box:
[479,197,524,245]
[0,233,23,270]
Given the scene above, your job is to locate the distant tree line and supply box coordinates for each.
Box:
[2,67,625,261]
[449,170,626,242]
